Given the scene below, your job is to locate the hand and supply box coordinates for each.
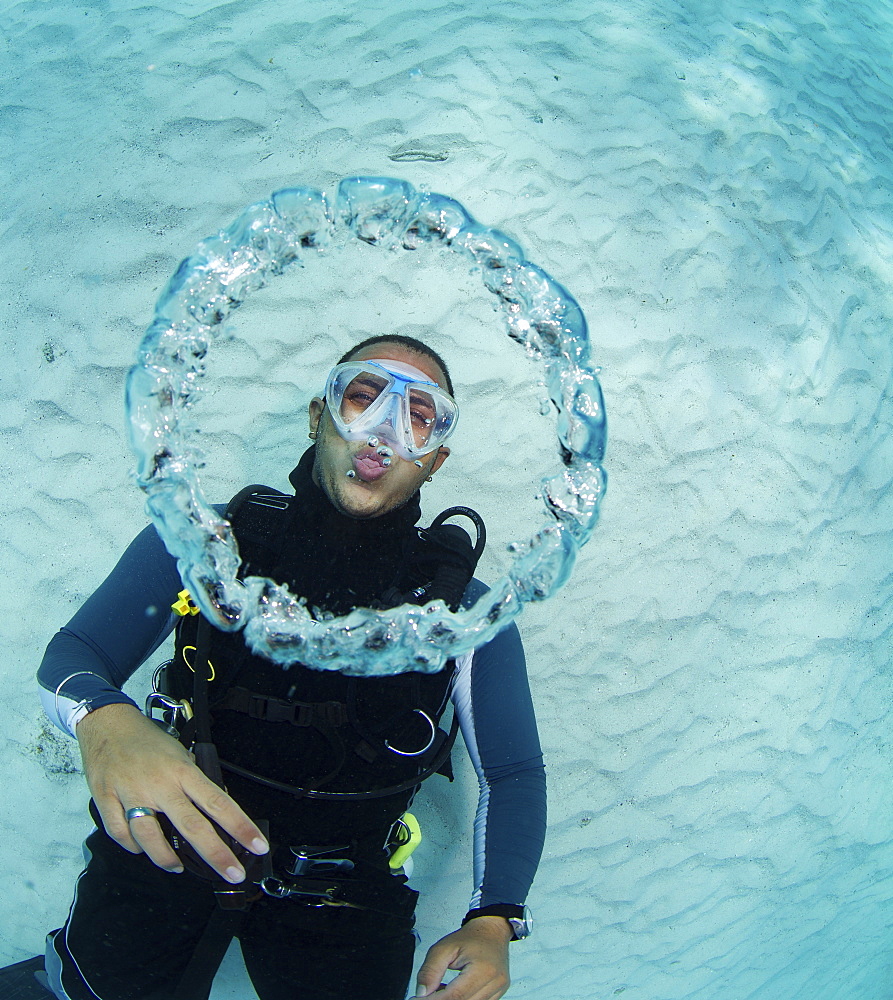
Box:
[76,703,268,882]
[414,917,512,1000]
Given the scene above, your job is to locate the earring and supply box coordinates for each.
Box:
[426,476,433,483]
[308,430,317,440]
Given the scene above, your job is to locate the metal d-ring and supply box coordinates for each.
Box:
[144,690,193,737]
[384,709,436,758]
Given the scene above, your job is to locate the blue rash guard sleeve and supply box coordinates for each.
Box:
[453,579,546,909]
[37,524,184,736]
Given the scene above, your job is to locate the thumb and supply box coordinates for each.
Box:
[414,955,447,997]
[416,932,461,997]
[414,971,445,997]
[413,984,446,998]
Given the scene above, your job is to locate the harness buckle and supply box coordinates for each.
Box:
[246,695,270,721]
[287,845,355,878]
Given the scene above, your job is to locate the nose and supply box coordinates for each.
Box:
[369,393,402,440]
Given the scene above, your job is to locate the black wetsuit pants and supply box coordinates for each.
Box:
[46,816,418,1000]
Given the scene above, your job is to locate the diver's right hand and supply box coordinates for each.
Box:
[76,702,269,882]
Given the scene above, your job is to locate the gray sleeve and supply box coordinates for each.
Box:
[453,581,546,907]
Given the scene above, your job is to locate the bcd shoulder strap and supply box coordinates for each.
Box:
[185,485,289,770]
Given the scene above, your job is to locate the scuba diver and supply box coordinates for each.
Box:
[26,335,545,1000]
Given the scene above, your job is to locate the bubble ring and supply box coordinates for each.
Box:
[126,177,607,676]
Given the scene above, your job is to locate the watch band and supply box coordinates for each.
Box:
[462,904,533,940]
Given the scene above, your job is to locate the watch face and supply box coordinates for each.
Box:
[508,905,533,939]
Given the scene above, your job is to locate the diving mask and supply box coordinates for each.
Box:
[324,359,459,461]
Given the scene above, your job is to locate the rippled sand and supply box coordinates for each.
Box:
[2,1,892,997]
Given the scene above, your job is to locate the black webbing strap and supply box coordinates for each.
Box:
[164,614,257,998]
[191,613,225,788]
[171,906,246,1000]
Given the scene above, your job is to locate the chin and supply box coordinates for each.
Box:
[343,482,418,521]
[339,498,382,520]
[327,479,385,519]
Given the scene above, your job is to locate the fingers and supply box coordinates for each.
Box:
[190,777,269,857]
[168,769,269,880]
[435,967,510,1000]
[416,924,511,1000]
[415,942,455,998]
[130,767,269,882]
[163,795,250,883]
[91,791,142,855]
[125,811,184,872]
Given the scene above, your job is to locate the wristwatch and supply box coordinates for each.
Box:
[462,904,533,941]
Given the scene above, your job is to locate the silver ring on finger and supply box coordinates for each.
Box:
[125,806,158,822]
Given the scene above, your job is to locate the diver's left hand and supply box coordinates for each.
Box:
[414,916,512,1000]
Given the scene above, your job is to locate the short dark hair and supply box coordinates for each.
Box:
[337,334,454,396]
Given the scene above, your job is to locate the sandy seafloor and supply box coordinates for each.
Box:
[1,0,893,997]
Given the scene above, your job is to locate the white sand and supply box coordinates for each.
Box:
[2,0,892,997]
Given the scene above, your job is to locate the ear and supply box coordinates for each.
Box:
[429,446,450,475]
[309,396,325,436]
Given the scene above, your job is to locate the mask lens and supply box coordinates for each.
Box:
[340,371,388,424]
[406,388,438,448]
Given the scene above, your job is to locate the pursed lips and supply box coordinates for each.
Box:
[352,446,392,482]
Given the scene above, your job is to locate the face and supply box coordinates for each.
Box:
[308,344,451,519]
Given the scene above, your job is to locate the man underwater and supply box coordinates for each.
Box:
[35,334,545,1000]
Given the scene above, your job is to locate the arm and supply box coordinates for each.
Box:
[37,523,268,880]
[416,599,546,1000]
[38,523,183,735]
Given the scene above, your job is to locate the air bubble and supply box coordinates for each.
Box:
[126,177,607,675]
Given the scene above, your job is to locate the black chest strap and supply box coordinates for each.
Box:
[220,687,347,728]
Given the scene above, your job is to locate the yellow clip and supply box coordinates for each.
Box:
[389,812,422,870]
[172,589,200,617]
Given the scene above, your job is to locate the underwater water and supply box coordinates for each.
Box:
[1,0,892,998]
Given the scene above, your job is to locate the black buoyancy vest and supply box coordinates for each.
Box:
[167,449,481,851]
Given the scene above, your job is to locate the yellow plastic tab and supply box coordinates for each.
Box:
[389,812,422,870]
[172,589,200,617]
